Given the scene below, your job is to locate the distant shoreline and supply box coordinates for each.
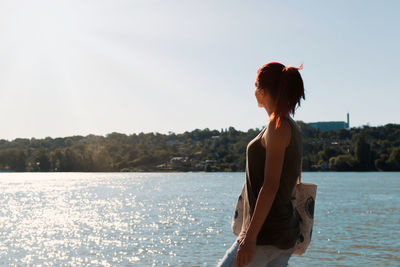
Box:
[1,170,399,173]
[1,123,399,172]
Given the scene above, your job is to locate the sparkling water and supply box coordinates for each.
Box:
[0,172,399,266]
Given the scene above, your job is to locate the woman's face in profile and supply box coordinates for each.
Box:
[254,86,275,114]
[254,87,265,108]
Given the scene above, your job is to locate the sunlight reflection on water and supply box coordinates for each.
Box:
[0,172,399,266]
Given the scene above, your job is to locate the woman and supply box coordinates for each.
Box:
[218,62,305,267]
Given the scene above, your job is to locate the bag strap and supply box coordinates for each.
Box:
[297,158,302,184]
[291,158,302,200]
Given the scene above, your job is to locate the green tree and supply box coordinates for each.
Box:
[354,134,373,171]
[329,155,357,171]
[386,147,400,170]
[35,149,51,171]
[11,150,27,172]
[61,149,77,171]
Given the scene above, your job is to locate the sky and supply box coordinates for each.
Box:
[0,0,399,140]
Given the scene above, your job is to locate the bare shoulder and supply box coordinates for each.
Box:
[262,118,291,148]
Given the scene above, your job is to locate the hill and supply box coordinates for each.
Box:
[0,122,399,172]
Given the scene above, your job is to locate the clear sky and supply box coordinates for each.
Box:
[1,0,399,140]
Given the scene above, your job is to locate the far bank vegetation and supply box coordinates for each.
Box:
[0,122,399,172]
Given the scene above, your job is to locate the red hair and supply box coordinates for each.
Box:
[255,62,305,128]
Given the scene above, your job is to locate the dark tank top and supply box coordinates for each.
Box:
[237,116,302,249]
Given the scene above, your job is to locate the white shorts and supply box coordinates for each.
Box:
[217,240,295,267]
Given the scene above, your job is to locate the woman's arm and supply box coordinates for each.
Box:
[236,119,291,267]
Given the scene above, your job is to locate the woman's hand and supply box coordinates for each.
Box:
[236,236,256,267]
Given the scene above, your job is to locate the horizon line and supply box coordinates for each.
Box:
[1,121,398,141]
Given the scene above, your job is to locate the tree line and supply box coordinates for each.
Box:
[0,122,399,172]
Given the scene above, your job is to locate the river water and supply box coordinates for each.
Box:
[0,172,398,266]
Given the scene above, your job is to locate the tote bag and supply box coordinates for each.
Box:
[292,176,317,255]
[231,184,245,237]
[231,175,317,256]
